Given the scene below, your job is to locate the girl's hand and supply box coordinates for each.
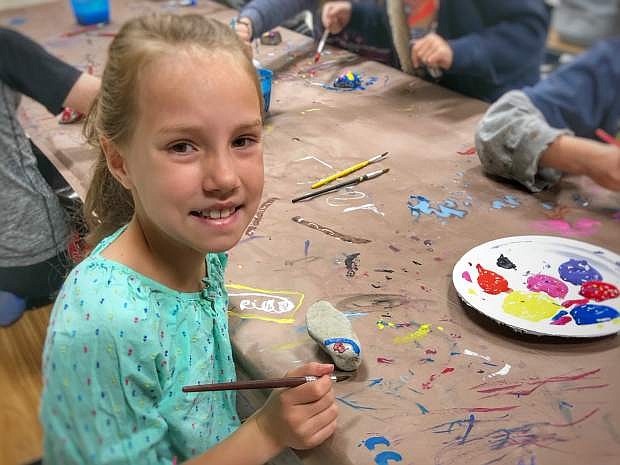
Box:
[586,144,620,191]
[411,32,453,70]
[321,1,352,34]
[254,362,338,450]
[235,17,253,43]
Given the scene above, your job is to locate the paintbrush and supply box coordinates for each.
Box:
[293,168,390,203]
[314,29,329,63]
[312,152,389,189]
[183,374,351,392]
[595,128,620,148]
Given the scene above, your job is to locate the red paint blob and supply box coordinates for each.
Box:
[579,281,620,302]
[476,264,511,295]
[441,367,455,374]
[561,298,589,308]
[550,315,572,325]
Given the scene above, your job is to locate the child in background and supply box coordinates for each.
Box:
[0,28,99,326]
[476,38,620,193]
[41,14,338,465]
[234,0,550,102]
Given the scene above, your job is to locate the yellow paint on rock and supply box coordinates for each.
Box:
[394,324,431,344]
[502,290,561,322]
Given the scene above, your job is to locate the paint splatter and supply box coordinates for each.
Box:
[374,451,403,465]
[364,436,391,450]
[422,366,455,389]
[394,323,431,344]
[245,197,278,235]
[550,311,572,325]
[491,195,520,209]
[377,357,394,364]
[526,274,568,299]
[558,259,603,285]
[476,264,511,294]
[579,281,619,302]
[345,253,360,278]
[496,254,516,270]
[416,402,430,414]
[532,218,601,237]
[407,195,468,220]
[487,363,512,378]
[502,291,561,322]
[462,271,472,282]
[304,239,310,257]
[561,298,590,308]
[570,304,619,325]
[291,216,371,244]
[457,146,476,155]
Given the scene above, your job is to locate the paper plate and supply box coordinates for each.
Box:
[452,236,620,337]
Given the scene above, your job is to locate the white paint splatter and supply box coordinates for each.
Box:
[295,155,333,169]
[463,348,492,361]
[487,363,512,378]
[343,203,385,216]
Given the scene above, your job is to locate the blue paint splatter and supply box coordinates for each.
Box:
[343,311,368,319]
[368,377,383,387]
[570,304,619,325]
[459,414,476,444]
[558,259,603,285]
[559,401,573,409]
[375,451,403,465]
[8,16,27,26]
[364,436,390,450]
[491,195,520,209]
[323,337,361,354]
[551,310,568,321]
[415,402,429,414]
[304,239,310,256]
[337,396,376,410]
[407,195,468,220]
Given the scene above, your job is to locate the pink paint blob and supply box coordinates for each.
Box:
[550,315,572,325]
[562,298,590,308]
[526,274,569,298]
[579,281,620,302]
[462,271,472,282]
[531,218,601,237]
[476,264,511,295]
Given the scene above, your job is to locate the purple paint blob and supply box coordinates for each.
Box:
[558,259,603,285]
[526,274,569,298]
[462,271,472,282]
[570,304,619,325]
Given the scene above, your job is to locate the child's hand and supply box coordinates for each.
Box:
[235,17,253,43]
[587,144,620,191]
[411,32,453,70]
[321,1,352,34]
[255,362,338,451]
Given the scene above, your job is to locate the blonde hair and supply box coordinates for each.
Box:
[83,14,261,245]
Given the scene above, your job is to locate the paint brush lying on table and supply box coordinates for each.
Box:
[183,375,351,392]
[293,168,390,203]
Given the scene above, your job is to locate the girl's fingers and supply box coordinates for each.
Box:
[300,418,338,450]
[284,374,334,405]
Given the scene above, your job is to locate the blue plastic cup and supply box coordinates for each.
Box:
[257,68,272,113]
[69,0,110,26]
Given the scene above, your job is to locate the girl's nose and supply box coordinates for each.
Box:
[201,149,240,195]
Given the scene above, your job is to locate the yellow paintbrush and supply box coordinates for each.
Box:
[311,152,389,189]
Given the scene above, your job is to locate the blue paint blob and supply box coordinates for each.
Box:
[408,195,467,220]
[558,259,602,285]
[570,304,619,325]
[364,436,390,450]
[375,451,403,465]
[551,310,568,321]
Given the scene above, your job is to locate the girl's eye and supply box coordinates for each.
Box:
[169,142,196,154]
[232,136,256,149]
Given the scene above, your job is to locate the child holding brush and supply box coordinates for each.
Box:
[234,0,550,102]
[40,14,338,465]
[476,37,620,193]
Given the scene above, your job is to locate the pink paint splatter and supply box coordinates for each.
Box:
[531,218,601,237]
[377,357,394,364]
[550,315,572,325]
[526,274,568,298]
[462,271,472,282]
[562,298,590,308]
[457,146,477,155]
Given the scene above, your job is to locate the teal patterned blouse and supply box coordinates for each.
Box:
[41,228,239,464]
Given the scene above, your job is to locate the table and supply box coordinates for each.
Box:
[5,2,620,464]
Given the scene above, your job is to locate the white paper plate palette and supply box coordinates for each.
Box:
[453,236,620,337]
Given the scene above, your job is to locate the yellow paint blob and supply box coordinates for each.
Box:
[394,324,431,344]
[468,288,477,295]
[502,291,561,322]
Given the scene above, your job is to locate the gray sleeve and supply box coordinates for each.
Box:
[475,90,573,192]
[240,0,318,39]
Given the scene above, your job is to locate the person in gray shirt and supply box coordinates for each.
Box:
[0,28,99,325]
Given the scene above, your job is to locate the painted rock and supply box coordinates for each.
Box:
[260,30,282,46]
[333,71,361,89]
[306,300,362,371]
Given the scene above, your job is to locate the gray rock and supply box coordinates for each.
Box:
[306,301,362,371]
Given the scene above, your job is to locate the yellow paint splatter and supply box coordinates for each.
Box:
[502,291,561,322]
[468,288,477,295]
[394,324,431,344]
[272,338,311,351]
[437,326,444,331]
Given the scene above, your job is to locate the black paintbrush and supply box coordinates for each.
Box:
[292,168,389,203]
[183,375,351,392]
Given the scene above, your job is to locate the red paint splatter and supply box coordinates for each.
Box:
[467,405,520,413]
[476,264,511,295]
[425,348,437,355]
[579,281,620,302]
[550,315,572,325]
[457,146,477,155]
[562,384,609,392]
[549,408,599,427]
[561,298,589,308]
[332,342,346,353]
[423,367,455,389]
[377,357,394,364]
[441,367,455,374]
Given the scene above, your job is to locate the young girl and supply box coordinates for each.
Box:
[40,14,338,465]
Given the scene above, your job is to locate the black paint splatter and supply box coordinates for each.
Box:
[496,254,517,270]
[345,253,360,277]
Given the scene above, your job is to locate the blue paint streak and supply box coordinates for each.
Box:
[363,436,390,450]
[368,377,383,387]
[558,259,602,285]
[416,402,429,414]
[559,401,573,409]
[336,396,376,410]
[304,239,310,257]
[343,312,369,319]
[459,414,476,444]
[551,310,568,321]
[375,451,403,465]
[408,195,467,220]
[570,304,619,325]
[323,337,360,354]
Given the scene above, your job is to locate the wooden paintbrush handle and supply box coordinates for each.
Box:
[182,376,310,392]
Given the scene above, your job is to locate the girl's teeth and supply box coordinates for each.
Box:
[201,208,234,219]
